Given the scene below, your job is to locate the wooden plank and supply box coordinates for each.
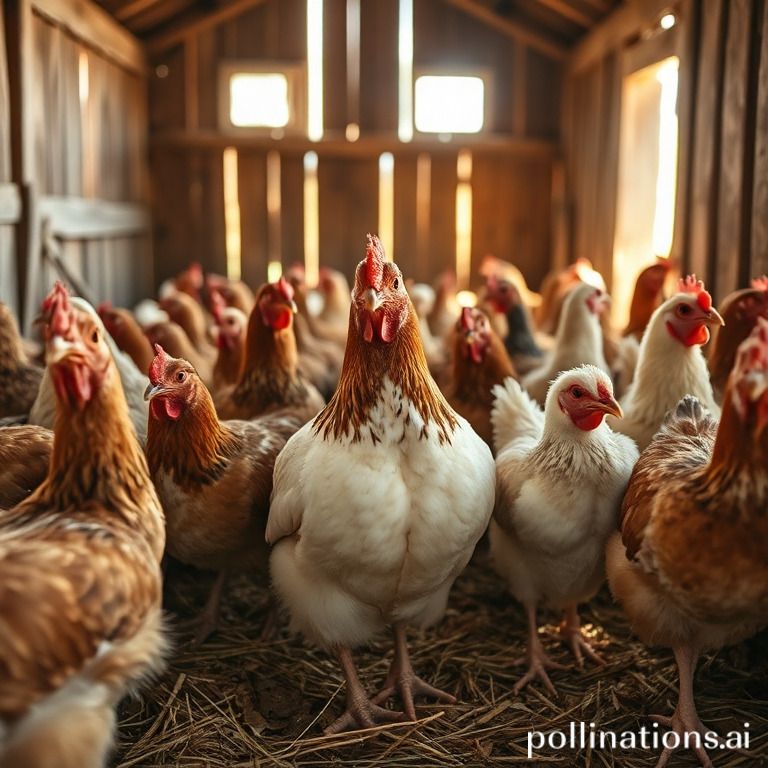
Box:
[150,130,557,157]
[441,0,567,60]
[184,35,199,131]
[428,153,458,278]
[31,0,146,74]
[751,0,768,277]
[0,183,22,223]
[238,150,269,287]
[393,154,418,281]
[324,0,347,132]
[146,0,270,54]
[39,196,150,239]
[512,43,527,137]
[360,0,398,132]
[0,0,11,182]
[280,153,304,275]
[688,0,726,287]
[536,0,594,28]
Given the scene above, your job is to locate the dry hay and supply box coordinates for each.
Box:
[114,546,768,768]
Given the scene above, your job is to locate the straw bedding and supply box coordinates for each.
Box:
[114,546,768,767]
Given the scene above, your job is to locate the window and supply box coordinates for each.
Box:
[414,75,485,134]
[219,63,305,133]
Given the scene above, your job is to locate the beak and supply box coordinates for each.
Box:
[144,383,169,401]
[289,299,298,314]
[363,288,383,313]
[706,307,725,326]
[46,335,86,365]
[595,395,623,419]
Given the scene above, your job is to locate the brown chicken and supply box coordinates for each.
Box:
[146,321,214,387]
[0,425,52,508]
[535,258,605,334]
[318,266,352,326]
[204,272,255,316]
[98,302,155,373]
[159,291,214,357]
[209,289,247,409]
[445,307,516,450]
[0,302,43,419]
[145,345,303,643]
[606,319,768,768]
[427,270,460,340]
[218,277,325,422]
[162,261,204,301]
[623,259,673,339]
[0,282,166,768]
[708,276,768,401]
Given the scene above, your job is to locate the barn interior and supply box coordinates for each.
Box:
[1,0,767,766]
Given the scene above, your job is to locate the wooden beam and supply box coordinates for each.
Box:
[512,43,528,136]
[0,184,21,224]
[146,0,269,54]
[31,0,146,74]
[184,34,199,131]
[569,0,676,73]
[751,0,768,277]
[39,197,150,239]
[440,0,568,60]
[536,0,594,28]
[150,130,558,157]
[114,0,164,22]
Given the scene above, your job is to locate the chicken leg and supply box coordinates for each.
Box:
[324,646,404,734]
[371,624,457,720]
[652,645,719,768]
[513,603,567,695]
[176,569,229,646]
[559,604,605,669]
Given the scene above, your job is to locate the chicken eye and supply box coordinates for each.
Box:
[176,371,186,382]
[91,330,99,343]
[393,278,399,290]
[677,303,692,316]
[571,387,584,399]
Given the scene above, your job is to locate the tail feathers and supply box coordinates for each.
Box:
[491,376,544,453]
[1,684,116,768]
[662,395,717,438]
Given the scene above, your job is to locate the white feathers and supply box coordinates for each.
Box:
[491,376,544,456]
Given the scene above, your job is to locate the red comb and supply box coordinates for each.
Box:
[149,344,169,385]
[209,287,225,323]
[677,274,712,311]
[42,282,73,337]
[460,306,475,331]
[277,275,294,302]
[365,234,384,290]
[735,317,768,375]
[751,276,768,292]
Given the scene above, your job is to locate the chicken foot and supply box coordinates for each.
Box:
[325,646,405,734]
[559,604,606,669]
[652,645,720,768]
[371,624,457,720]
[513,603,567,696]
[176,569,229,646]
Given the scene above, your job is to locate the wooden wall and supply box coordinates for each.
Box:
[0,1,17,312]
[1,0,151,327]
[562,0,768,302]
[148,0,561,292]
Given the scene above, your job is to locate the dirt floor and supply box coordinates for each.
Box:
[114,546,768,768]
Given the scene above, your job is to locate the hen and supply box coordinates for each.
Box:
[445,306,516,450]
[623,259,673,339]
[145,321,214,387]
[28,291,150,446]
[266,235,494,733]
[145,346,303,643]
[708,276,768,402]
[491,367,637,693]
[523,282,610,406]
[608,276,723,451]
[210,294,247,409]
[98,302,155,373]
[0,425,52,508]
[218,278,325,423]
[0,283,166,768]
[606,319,768,768]
[0,302,43,418]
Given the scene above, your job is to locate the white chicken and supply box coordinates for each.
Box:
[266,235,495,733]
[523,283,610,406]
[607,276,723,451]
[490,367,638,693]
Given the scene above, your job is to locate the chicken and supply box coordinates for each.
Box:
[483,276,545,375]
[0,302,43,418]
[28,291,150,446]
[427,270,461,340]
[98,302,155,373]
[145,321,214,387]
[623,259,673,339]
[218,278,325,423]
[408,282,449,384]
[0,425,52,508]
[606,319,768,768]
[210,298,247,409]
[266,235,494,733]
[708,276,768,401]
[0,282,166,768]
[478,254,543,310]
[523,283,610,406]
[318,266,352,326]
[608,276,723,451]
[445,306,516,450]
[204,272,255,316]
[145,346,303,644]
[159,261,203,301]
[490,367,638,693]
[159,291,214,357]
[535,258,605,335]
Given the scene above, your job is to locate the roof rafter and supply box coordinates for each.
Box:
[536,0,594,28]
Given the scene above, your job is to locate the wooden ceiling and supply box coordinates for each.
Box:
[95,0,623,56]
